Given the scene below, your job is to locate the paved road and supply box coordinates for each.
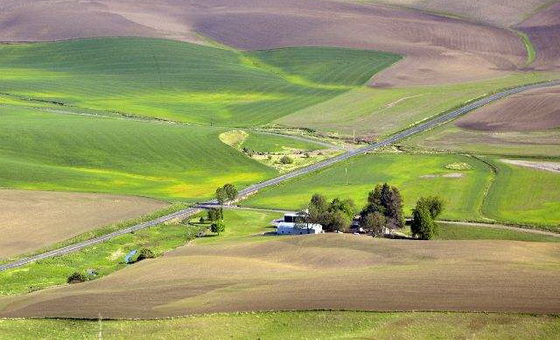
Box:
[2,79,559,272]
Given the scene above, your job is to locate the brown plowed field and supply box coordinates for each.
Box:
[0,190,167,259]
[456,86,560,131]
[1,235,558,319]
[518,3,560,70]
[351,0,553,27]
[0,0,527,86]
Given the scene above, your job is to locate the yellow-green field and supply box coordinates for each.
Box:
[1,311,559,339]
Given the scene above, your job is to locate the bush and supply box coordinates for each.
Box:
[211,221,226,235]
[67,272,88,284]
[280,155,293,164]
[135,248,156,262]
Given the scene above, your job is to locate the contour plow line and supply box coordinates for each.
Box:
[1,79,559,271]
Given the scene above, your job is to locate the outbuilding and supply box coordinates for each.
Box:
[276,221,323,235]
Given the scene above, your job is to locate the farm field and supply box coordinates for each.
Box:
[0,311,559,339]
[436,222,560,242]
[0,0,532,87]
[246,153,560,228]
[245,153,493,221]
[483,159,560,227]
[403,85,560,157]
[0,105,276,200]
[0,38,400,126]
[1,232,558,318]
[0,190,167,260]
[0,209,280,296]
[276,72,560,138]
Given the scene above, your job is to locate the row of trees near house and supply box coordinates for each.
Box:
[303,183,444,240]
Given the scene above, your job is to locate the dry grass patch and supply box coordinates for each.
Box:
[1,235,558,319]
[0,190,167,259]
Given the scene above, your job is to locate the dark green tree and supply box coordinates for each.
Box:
[325,210,351,233]
[207,208,223,222]
[329,198,356,219]
[411,199,439,240]
[223,183,238,201]
[308,193,328,224]
[67,272,88,284]
[136,248,156,262]
[211,221,226,235]
[215,186,228,204]
[361,212,386,237]
[419,196,445,219]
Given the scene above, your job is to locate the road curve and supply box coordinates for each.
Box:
[1,79,559,272]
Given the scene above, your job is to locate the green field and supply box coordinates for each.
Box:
[245,153,492,221]
[0,106,277,199]
[242,133,326,153]
[0,38,400,126]
[277,72,560,138]
[0,311,558,339]
[484,159,560,227]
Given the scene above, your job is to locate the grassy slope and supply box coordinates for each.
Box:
[276,72,560,137]
[0,312,558,339]
[0,38,400,126]
[242,133,326,153]
[245,153,492,221]
[484,160,560,227]
[0,106,275,200]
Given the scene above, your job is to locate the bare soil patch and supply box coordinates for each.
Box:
[1,235,558,319]
[456,86,560,131]
[502,159,560,173]
[0,0,527,86]
[0,190,167,259]
[518,3,560,70]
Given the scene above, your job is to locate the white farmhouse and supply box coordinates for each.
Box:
[276,222,323,235]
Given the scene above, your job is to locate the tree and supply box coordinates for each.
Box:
[136,248,156,262]
[223,183,238,201]
[211,221,226,235]
[67,272,87,284]
[419,196,445,219]
[324,210,351,233]
[361,183,404,232]
[215,186,228,204]
[361,212,386,237]
[280,155,293,164]
[411,199,439,240]
[329,198,356,219]
[294,210,312,232]
[207,208,223,222]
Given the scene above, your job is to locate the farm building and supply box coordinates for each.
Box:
[277,222,323,235]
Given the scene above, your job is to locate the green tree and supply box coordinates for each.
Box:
[280,155,293,164]
[223,183,238,201]
[136,248,156,262]
[329,198,356,219]
[211,221,226,235]
[361,212,386,237]
[207,208,223,222]
[67,272,87,284]
[411,199,439,240]
[215,186,228,204]
[419,196,445,219]
[324,210,351,233]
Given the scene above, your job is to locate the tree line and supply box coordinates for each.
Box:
[301,183,444,240]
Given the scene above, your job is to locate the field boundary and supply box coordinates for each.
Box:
[2,79,559,272]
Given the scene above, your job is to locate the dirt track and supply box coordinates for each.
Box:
[0,190,167,259]
[0,235,558,319]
